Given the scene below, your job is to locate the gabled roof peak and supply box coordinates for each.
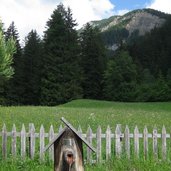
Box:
[44,117,96,153]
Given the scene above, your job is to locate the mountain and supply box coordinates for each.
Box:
[83,9,170,50]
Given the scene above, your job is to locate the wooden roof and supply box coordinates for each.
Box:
[44,117,96,153]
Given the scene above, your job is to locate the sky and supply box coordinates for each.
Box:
[0,0,171,43]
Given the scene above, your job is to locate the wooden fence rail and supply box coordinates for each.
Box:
[0,124,171,162]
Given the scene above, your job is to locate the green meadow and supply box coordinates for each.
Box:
[0,99,171,170]
[1,99,171,131]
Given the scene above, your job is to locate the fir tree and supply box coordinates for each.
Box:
[80,23,106,99]
[22,30,43,105]
[41,4,82,105]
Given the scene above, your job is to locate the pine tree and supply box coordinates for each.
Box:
[22,30,43,105]
[5,22,24,105]
[41,4,82,105]
[80,23,106,99]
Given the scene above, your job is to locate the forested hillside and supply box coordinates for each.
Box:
[0,6,171,105]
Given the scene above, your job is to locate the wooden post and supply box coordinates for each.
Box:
[40,125,45,161]
[143,126,148,160]
[115,125,121,158]
[59,125,63,133]
[162,126,166,160]
[106,125,111,160]
[87,126,93,163]
[125,125,130,159]
[21,124,26,159]
[11,124,17,157]
[30,123,35,159]
[2,124,7,159]
[152,127,158,160]
[97,126,102,163]
[78,125,82,137]
[134,126,139,158]
[49,125,54,161]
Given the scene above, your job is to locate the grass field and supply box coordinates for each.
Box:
[0,99,171,170]
[1,99,171,131]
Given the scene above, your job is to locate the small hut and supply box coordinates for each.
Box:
[44,117,96,171]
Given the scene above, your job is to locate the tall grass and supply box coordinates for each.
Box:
[0,99,171,132]
[1,157,171,171]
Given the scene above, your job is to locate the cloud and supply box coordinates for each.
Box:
[116,9,129,16]
[0,0,55,43]
[0,0,115,43]
[146,0,171,14]
[63,0,114,27]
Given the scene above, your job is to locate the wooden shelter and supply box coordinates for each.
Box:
[44,117,96,171]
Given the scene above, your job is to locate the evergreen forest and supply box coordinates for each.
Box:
[0,4,171,106]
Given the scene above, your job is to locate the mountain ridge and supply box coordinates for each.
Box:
[89,8,169,32]
[81,8,171,50]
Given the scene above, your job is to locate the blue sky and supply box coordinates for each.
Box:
[0,0,170,43]
[111,0,149,11]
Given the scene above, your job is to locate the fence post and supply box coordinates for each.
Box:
[49,125,54,161]
[134,126,139,158]
[30,123,35,159]
[78,125,82,137]
[152,127,158,160]
[2,124,7,159]
[115,125,121,158]
[21,124,26,159]
[11,124,17,157]
[106,125,111,160]
[125,125,130,159]
[162,126,166,160]
[87,126,93,164]
[59,125,63,133]
[39,125,45,162]
[143,126,148,160]
[97,126,102,163]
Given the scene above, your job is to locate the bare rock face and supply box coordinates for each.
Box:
[125,11,166,35]
[101,16,120,32]
[89,9,167,36]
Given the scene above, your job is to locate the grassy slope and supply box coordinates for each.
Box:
[0,99,171,132]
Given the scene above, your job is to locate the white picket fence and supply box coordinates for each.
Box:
[0,123,170,162]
